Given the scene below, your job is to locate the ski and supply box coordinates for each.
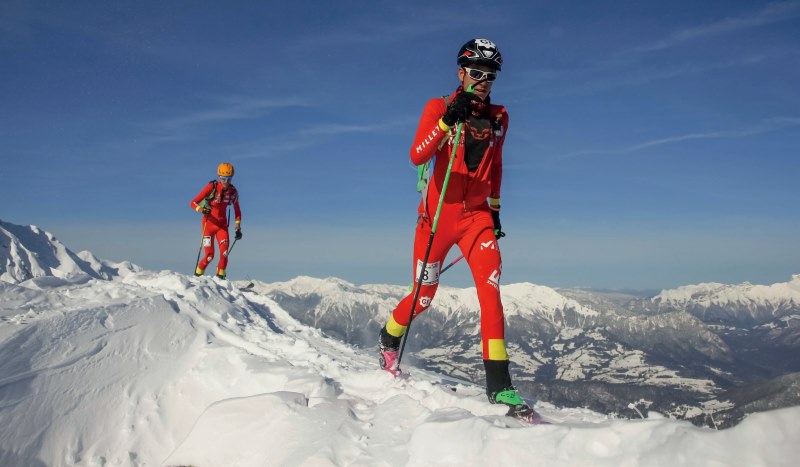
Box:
[507,405,551,425]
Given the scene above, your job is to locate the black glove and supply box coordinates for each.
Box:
[235,229,242,240]
[200,206,211,215]
[491,210,505,238]
[442,92,478,127]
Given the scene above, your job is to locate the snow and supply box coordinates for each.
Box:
[0,220,139,284]
[257,275,601,331]
[653,276,800,310]
[503,282,600,321]
[1,220,800,466]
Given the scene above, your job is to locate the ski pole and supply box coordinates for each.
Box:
[224,204,238,256]
[194,217,208,273]
[406,253,464,292]
[396,115,466,369]
[440,254,464,275]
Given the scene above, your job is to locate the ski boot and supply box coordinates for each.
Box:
[489,387,546,424]
[378,327,401,376]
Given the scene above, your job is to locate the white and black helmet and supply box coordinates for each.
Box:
[457,38,503,71]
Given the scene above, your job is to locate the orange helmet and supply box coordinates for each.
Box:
[217,162,234,177]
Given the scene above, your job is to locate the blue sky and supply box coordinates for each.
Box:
[3,0,799,291]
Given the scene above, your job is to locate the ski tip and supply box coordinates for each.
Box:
[507,406,552,425]
[526,416,552,425]
[511,413,552,425]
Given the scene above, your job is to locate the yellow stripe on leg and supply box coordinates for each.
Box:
[385,316,407,338]
[487,339,508,360]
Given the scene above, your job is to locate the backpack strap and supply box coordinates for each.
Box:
[206,180,218,201]
[415,96,450,200]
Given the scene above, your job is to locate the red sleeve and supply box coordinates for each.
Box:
[409,98,450,166]
[489,110,508,200]
[190,183,214,211]
[233,191,241,223]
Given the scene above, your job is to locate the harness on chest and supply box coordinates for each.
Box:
[415,96,504,206]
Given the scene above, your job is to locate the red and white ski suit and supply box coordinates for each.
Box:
[190,181,241,274]
[386,88,509,362]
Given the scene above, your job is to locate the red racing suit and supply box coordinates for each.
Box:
[190,181,241,274]
[386,87,509,362]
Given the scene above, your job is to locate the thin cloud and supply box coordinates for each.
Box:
[510,3,800,100]
[287,8,498,50]
[140,96,313,145]
[511,51,787,101]
[559,117,800,159]
[233,117,415,160]
[161,96,312,129]
[630,1,800,53]
[296,118,413,137]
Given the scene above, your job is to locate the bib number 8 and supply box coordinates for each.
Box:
[415,260,440,286]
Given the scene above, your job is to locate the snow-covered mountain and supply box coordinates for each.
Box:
[1,220,139,284]
[631,277,800,325]
[622,277,800,379]
[2,220,800,466]
[249,272,800,427]
[253,277,731,367]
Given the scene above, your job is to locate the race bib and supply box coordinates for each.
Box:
[202,236,212,247]
[415,260,440,286]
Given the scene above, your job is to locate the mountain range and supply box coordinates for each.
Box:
[249,271,800,428]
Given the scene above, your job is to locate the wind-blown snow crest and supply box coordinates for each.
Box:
[1,221,799,466]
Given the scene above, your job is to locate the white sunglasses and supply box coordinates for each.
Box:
[463,67,498,82]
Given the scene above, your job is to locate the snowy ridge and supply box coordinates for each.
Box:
[0,219,139,284]
[655,277,800,305]
[256,276,599,328]
[259,275,403,318]
[651,276,800,322]
[254,276,731,375]
[249,276,747,399]
[2,220,800,465]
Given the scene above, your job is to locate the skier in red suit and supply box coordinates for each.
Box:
[378,39,539,421]
[190,162,242,280]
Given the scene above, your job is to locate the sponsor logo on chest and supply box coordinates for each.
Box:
[215,190,235,205]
